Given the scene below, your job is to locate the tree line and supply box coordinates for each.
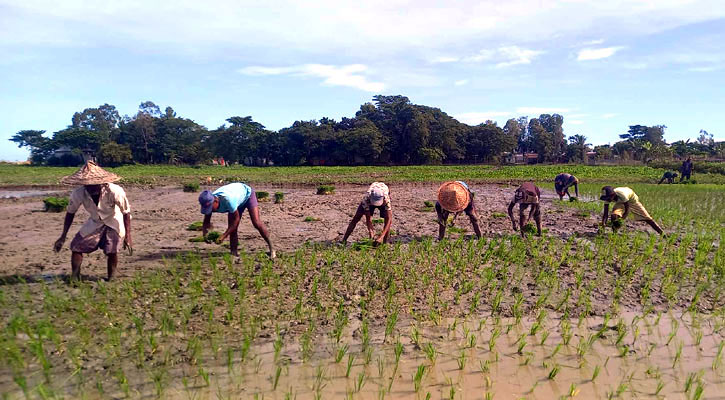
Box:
[9,95,723,167]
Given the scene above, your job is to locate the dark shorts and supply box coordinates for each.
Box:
[70,225,122,255]
[358,203,389,217]
[238,189,259,214]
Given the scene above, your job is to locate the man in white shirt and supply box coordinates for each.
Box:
[53,161,132,280]
[342,182,393,246]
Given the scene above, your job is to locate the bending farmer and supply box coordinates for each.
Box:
[53,161,132,281]
[554,173,579,200]
[658,171,678,184]
[508,182,542,237]
[198,182,275,258]
[599,186,663,234]
[342,182,393,246]
[435,181,482,240]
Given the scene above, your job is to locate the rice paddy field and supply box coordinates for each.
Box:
[0,164,724,399]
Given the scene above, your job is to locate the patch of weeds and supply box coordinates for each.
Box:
[316,185,335,195]
[43,197,69,212]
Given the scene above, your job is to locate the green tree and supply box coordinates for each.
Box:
[97,142,133,166]
[9,130,54,164]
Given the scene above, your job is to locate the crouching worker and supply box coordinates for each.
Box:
[435,181,482,240]
[342,182,392,246]
[554,173,579,200]
[53,161,132,281]
[508,182,542,237]
[658,171,678,184]
[599,186,663,234]
[198,182,275,258]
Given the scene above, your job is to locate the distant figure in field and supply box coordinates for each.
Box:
[599,186,663,234]
[680,157,693,182]
[53,161,132,281]
[341,182,393,246]
[508,182,542,237]
[554,173,579,200]
[435,181,482,240]
[658,171,678,184]
[198,182,275,258]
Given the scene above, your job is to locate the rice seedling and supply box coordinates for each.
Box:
[345,353,355,378]
[183,182,200,192]
[316,185,335,195]
[255,191,270,201]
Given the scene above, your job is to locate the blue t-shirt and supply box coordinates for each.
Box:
[213,183,252,213]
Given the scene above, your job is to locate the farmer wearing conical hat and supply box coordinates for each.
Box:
[599,186,663,234]
[198,182,275,258]
[435,181,482,240]
[508,182,542,237]
[342,182,393,246]
[53,161,132,280]
[554,173,579,200]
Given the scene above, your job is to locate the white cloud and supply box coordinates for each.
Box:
[568,120,584,125]
[577,46,625,61]
[431,56,460,63]
[454,79,469,86]
[601,113,618,119]
[580,39,605,46]
[516,107,571,115]
[238,64,384,92]
[689,65,719,72]
[495,46,544,68]
[455,111,512,125]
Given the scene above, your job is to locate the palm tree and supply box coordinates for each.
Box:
[568,134,591,162]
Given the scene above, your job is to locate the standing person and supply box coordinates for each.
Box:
[198,182,275,258]
[554,173,579,200]
[341,182,393,246]
[53,161,132,281]
[435,181,482,240]
[599,186,663,234]
[680,156,693,182]
[658,171,678,184]
[508,182,542,237]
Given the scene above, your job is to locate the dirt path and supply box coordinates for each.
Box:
[0,183,609,280]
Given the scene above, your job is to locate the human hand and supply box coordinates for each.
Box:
[373,237,383,247]
[53,236,66,252]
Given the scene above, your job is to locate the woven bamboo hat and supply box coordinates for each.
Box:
[60,161,121,185]
[437,181,470,212]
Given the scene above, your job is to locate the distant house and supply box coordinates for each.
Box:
[586,151,597,165]
[503,152,539,164]
[53,146,95,163]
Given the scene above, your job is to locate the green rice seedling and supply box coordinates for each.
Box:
[255,191,270,201]
[568,383,579,397]
[335,344,348,363]
[355,371,367,393]
[713,341,724,370]
[394,340,403,364]
[655,380,665,396]
[424,200,434,208]
[303,216,319,222]
[539,331,550,345]
[548,364,560,380]
[183,182,200,192]
[345,353,355,378]
[592,365,601,382]
[273,365,282,391]
[423,342,437,364]
[469,333,477,348]
[457,350,467,370]
[384,310,398,342]
[480,359,490,374]
[372,218,384,224]
[484,392,493,400]
[413,368,426,394]
[491,212,507,219]
[672,341,683,368]
[489,326,501,351]
[693,382,705,400]
[377,356,385,377]
[549,343,562,359]
[684,372,697,393]
[274,192,285,203]
[43,197,69,212]
[316,185,335,195]
[187,221,203,231]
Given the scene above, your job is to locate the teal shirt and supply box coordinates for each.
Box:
[213,183,252,213]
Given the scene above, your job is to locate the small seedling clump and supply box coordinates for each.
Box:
[274,192,285,203]
[256,191,270,201]
[316,185,335,195]
[187,221,203,231]
[183,182,200,192]
[43,197,69,212]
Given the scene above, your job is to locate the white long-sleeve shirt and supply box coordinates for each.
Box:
[67,183,131,238]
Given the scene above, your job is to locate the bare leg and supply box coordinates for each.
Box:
[519,205,527,237]
[646,219,664,235]
[534,205,542,236]
[435,203,448,240]
[249,206,275,257]
[71,252,83,280]
[342,206,364,243]
[106,254,118,280]
[228,212,239,256]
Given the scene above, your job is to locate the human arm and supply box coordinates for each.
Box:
[123,213,132,249]
[202,214,212,240]
[54,212,76,252]
[375,209,393,245]
[508,201,517,231]
[621,202,630,220]
[341,205,365,243]
[601,203,609,227]
[218,210,241,243]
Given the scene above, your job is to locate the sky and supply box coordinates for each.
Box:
[1,0,724,161]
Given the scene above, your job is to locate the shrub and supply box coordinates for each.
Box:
[274,192,285,204]
[316,185,335,195]
[183,182,200,192]
[187,221,203,231]
[256,191,270,201]
[97,142,133,167]
[43,197,69,212]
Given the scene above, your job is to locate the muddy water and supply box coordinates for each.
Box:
[155,312,724,399]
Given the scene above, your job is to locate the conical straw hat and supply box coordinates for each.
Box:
[60,161,121,185]
[437,181,470,212]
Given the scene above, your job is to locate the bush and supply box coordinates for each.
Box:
[187,221,203,231]
[256,191,270,201]
[183,182,200,192]
[43,197,69,212]
[97,142,133,167]
[274,192,285,204]
[316,185,335,195]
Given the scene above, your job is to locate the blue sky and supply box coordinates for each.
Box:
[2,0,724,161]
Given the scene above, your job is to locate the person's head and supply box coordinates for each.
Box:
[368,186,385,207]
[84,184,103,195]
[599,186,616,202]
[199,190,220,215]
